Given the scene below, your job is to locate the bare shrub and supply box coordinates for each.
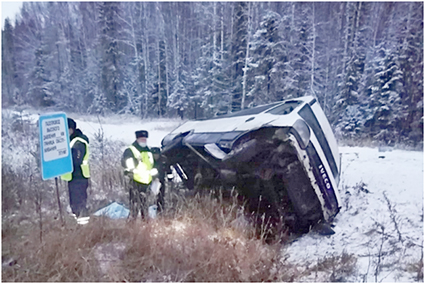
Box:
[1,164,21,213]
[89,127,128,210]
[302,251,357,282]
[406,256,424,282]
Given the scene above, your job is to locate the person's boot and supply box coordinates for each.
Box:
[76,207,90,225]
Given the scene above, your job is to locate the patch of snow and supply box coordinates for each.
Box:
[282,146,423,282]
[74,118,182,148]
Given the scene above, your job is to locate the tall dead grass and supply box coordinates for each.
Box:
[2,192,292,282]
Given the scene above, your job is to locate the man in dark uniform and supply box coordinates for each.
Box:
[122,130,157,219]
[61,118,90,219]
[151,147,167,213]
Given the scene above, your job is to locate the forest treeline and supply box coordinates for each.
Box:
[1,2,423,145]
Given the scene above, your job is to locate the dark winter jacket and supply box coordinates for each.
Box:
[153,153,167,183]
[70,129,90,179]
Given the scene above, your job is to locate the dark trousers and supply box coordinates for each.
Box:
[156,178,166,212]
[68,178,88,217]
[129,180,149,219]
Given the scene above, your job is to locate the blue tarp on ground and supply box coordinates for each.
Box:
[93,202,129,219]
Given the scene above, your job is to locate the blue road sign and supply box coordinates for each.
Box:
[39,113,73,180]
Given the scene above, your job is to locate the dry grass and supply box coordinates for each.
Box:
[2,193,292,282]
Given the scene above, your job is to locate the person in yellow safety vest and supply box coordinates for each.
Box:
[60,118,90,219]
[122,130,158,219]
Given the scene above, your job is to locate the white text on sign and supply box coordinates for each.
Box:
[42,117,68,162]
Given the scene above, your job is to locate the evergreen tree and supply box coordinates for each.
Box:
[27,39,54,107]
[189,2,231,118]
[230,2,249,112]
[12,2,44,107]
[332,2,371,137]
[151,38,168,117]
[98,2,125,113]
[397,2,423,146]
[1,2,423,146]
[364,46,404,144]
[289,3,314,98]
[167,3,190,119]
[249,10,286,106]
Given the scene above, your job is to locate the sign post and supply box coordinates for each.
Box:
[39,113,73,225]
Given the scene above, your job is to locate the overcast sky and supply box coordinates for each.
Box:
[2,1,23,29]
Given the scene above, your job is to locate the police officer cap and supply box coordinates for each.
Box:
[135,130,148,138]
[68,118,76,130]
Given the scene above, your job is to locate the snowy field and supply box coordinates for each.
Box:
[65,113,183,148]
[11,110,424,282]
[284,147,423,282]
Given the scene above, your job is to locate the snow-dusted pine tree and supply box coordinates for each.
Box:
[248,10,286,107]
[230,2,249,112]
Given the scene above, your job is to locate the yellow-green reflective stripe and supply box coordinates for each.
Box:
[60,137,90,180]
[128,146,153,184]
[61,172,72,181]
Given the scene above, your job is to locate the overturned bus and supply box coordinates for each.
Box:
[161,96,342,233]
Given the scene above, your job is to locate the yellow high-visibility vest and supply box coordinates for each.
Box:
[126,145,154,184]
[61,137,90,181]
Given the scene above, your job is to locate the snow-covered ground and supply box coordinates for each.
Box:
[9,110,424,282]
[284,146,423,282]
[69,114,183,148]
